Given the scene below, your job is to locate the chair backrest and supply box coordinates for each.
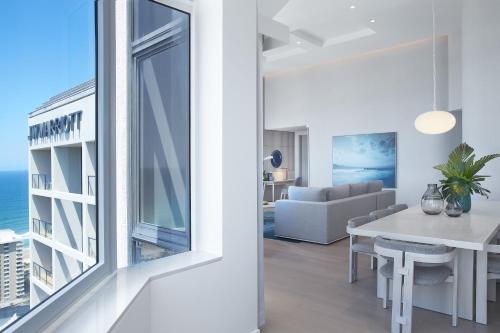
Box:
[388,203,409,213]
[369,208,395,220]
[294,177,303,187]
[374,236,449,255]
[347,215,375,228]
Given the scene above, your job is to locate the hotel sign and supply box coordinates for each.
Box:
[29,111,82,142]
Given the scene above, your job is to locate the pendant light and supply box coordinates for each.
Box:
[415,0,456,135]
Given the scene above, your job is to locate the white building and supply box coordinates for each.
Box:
[28,80,97,307]
[0,230,24,308]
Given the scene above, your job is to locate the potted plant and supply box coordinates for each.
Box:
[434,143,500,212]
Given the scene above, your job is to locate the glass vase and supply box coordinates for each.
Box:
[421,184,444,215]
[445,197,464,217]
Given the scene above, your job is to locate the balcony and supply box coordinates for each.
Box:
[33,262,53,287]
[32,218,52,239]
[88,237,96,259]
[88,175,96,196]
[32,174,52,190]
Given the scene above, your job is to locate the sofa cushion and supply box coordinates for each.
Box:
[367,180,384,193]
[326,185,350,201]
[288,186,327,202]
[350,182,369,196]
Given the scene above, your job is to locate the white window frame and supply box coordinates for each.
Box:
[129,0,196,263]
[4,1,116,331]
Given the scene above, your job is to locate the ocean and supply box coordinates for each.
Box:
[332,167,396,188]
[0,171,29,236]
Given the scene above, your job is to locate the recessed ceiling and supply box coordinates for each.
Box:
[259,0,461,76]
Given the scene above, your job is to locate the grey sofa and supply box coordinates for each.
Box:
[274,180,395,244]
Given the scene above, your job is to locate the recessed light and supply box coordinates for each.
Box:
[296,41,302,45]
[369,19,376,23]
[350,5,356,9]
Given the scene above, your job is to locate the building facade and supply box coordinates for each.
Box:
[0,230,24,308]
[28,80,96,307]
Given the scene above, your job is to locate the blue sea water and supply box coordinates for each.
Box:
[0,171,29,236]
[332,167,396,188]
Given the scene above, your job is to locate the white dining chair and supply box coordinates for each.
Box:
[486,242,500,301]
[388,203,409,213]
[347,215,376,283]
[374,237,458,333]
[369,208,396,220]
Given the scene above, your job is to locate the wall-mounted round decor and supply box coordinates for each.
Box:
[270,150,283,168]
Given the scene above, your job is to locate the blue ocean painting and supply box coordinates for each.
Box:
[332,132,397,188]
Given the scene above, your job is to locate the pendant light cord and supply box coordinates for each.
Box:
[432,0,437,111]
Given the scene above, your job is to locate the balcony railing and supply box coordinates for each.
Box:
[88,237,97,259]
[32,218,52,239]
[32,174,51,190]
[33,262,52,287]
[88,175,96,196]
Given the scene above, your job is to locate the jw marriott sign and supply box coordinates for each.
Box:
[29,111,82,142]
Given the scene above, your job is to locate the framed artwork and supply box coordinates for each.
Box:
[332,132,397,188]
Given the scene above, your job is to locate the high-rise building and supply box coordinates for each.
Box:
[28,80,96,307]
[0,230,25,308]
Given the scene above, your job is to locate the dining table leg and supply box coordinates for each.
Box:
[476,249,488,325]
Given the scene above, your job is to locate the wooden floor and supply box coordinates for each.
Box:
[261,238,500,333]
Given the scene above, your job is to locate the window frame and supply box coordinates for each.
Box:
[130,0,193,262]
[4,0,116,331]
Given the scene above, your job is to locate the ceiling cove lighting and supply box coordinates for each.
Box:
[415,0,456,135]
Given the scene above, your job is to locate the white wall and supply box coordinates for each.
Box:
[112,0,259,332]
[265,38,462,205]
[462,0,500,200]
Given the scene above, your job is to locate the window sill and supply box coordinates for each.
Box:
[46,251,222,332]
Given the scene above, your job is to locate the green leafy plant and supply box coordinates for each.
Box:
[434,143,500,199]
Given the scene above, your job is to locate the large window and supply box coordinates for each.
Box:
[132,0,191,262]
[0,0,99,330]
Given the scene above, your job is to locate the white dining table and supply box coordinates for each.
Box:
[347,201,500,324]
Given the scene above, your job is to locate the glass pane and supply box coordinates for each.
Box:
[0,0,97,328]
[134,0,188,41]
[138,33,190,234]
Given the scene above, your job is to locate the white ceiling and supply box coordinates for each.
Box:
[259,0,462,75]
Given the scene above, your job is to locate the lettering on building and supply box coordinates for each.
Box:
[28,111,82,142]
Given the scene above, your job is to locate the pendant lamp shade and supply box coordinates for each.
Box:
[414,0,456,135]
[415,110,456,135]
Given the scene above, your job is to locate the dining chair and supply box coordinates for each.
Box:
[347,215,376,283]
[369,208,395,220]
[486,242,500,301]
[388,203,409,213]
[374,237,458,333]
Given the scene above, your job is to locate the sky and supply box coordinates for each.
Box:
[0,0,95,171]
[332,133,397,168]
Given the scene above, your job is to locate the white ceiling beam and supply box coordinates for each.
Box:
[291,29,324,48]
[258,15,290,44]
[323,28,376,47]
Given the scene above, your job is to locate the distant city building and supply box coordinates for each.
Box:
[0,230,25,307]
[28,80,96,307]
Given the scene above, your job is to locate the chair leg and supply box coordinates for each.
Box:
[383,277,389,309]
[452,256,458,327]
[353,252,358,282]
[391,256,404,333]
[371,256,377,270]
[402,263,415,333]
[349,248,354,283]
[349,236,358,283]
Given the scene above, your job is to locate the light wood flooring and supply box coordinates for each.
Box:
[261,238,500,333]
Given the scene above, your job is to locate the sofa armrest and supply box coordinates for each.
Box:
[275,200,330,243]
[376,190,396,210]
